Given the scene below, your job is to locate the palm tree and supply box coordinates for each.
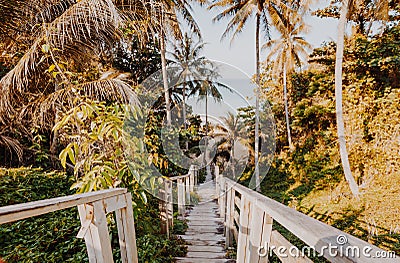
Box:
[263,3,312,149]
[0,0,150,159]
[213,112,250,178]
[149,0,202,126]
[188,63,231,171]
[334,0,389,198]
[209,0,272,191]
[169,33,207,130]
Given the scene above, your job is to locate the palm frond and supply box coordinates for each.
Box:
[19,78,139,129]
[0,133,23,162]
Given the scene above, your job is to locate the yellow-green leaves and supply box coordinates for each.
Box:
[59,142,77,168]
[54,99,149,209]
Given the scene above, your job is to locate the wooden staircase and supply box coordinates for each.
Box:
[176,180,233,262]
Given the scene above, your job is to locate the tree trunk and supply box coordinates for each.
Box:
[335,0,359,198]
[160,34,172,126]
[254,13,261,192]
[231,138,236,179]
[182,84,188,150]
[203,91,208,171]
[283,63,292,148]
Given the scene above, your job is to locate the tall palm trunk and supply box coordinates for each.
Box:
[204,92,209,175]
[335,0,359,198]
[254,13,261,192]
[283,63,292,148]
[182,84,188,150]
[160,34,172,126]
[231,138,236,178]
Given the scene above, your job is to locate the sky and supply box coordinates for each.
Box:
[172,0,340,123]
[187,0,339,76]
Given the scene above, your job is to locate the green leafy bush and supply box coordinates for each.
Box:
[0,168,187,262]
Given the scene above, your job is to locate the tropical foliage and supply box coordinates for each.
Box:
[261,23,400,254]
[1,0,400,260]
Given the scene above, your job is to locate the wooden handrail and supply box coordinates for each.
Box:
[159,165,199,236]
[0,188,126,224]
[168,173,190,180]
[216,171,399,263]
[0,188,138,263]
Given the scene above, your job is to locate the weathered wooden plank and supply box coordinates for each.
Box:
[0,188,127,224]
[247,207,273,263]
[165,180,173,228]
[178,178,185,218]
[237,196,251,263]
[247,204,264,263]
[103,194,127,214]
[225,188,235,248]
[115,193,138,263]
[158,186,169,236]
[116,207,128,263]
[186,245,225,253]
[186,251,226,259]
[91,200,114,263]
[185,177,191,205]
[190,166,195,192]
[78,204,97,263]
[121,193,138,263]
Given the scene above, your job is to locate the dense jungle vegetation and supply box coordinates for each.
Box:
[0,0,399,262]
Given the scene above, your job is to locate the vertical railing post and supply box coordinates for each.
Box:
[225,187,235,248]
[215,165,220,198]
[78,204,97,263]
[165,180,173,229]
[185,176,190,205]
[189,165,195,192]
[194,165,198,186]
[219,177,226,220]
[159,180,169,236]
[178,178,185,219]
[115,193,139,263]
[237,196,251,263]
[247,202,273,263]
[87,200,114,263]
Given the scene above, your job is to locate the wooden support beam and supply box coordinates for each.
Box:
[78,204,97,263]
[225,188,235,248]
[90,200,114,263]
[178,179,185,219]
[219,178,226,220]
[237,196,251,263]
[246,204,273,263]
[165,180,173,228]
[185,177,190,205]
[189,165,195,192]
[159,186,169,236]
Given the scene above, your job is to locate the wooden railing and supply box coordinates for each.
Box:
[216,170,399,263]
[0,188,138,263]
[159,165,199,236]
